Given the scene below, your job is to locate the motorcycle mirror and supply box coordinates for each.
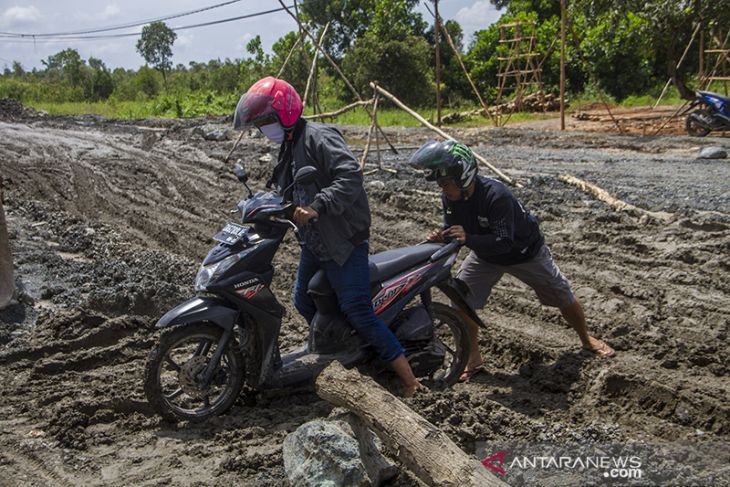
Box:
[233,163,248,183]
[294,166,318,186]
[234,161,254,198]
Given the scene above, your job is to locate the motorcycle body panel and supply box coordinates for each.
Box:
[156,296,238,331]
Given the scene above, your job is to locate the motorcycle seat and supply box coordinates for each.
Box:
[698,91,730,104]
[368,243,442,283]
[307,243,443,295]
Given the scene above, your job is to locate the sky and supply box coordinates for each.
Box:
[0,0,502,71]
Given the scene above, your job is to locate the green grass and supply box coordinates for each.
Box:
[27,84,709,128]
[29,100,160,118]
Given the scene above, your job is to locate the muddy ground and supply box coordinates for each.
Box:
[0,103,728,486]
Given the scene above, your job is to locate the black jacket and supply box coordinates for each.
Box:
[273,120,370,265]
[443,175,544,265]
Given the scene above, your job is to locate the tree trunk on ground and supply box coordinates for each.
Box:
[0,177,14,309]
[315,362,508,487]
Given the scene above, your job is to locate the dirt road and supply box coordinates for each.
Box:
[0,106,728,485]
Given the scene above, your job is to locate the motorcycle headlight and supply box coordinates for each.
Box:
[194,253,242,291]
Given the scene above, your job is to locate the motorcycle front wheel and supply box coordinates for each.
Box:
[686,109,712,137]
[144,324,244,423]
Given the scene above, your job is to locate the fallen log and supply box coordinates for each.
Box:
[0,176,14,309]
[558,174,674,223]
[316,362,508,487]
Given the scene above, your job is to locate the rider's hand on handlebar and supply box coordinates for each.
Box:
[426,228,445,242]
[293,206,319,226]
[443,225,467,244]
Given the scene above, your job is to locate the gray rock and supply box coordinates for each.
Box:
[283,414,397,487]
[697,146,727,159]
[202,128,230,141]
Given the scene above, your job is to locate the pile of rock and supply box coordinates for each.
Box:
[0,98,42,120]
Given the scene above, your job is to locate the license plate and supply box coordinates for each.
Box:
[214,222,249,245]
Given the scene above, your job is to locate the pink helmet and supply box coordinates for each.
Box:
[233,76,303,129]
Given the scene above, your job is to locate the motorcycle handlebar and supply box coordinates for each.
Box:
[429,239,461,262]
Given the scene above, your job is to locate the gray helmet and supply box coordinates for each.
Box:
[408,139,478,190]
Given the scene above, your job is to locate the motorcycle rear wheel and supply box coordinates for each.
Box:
[686,110,712,137]
[144,324,244,423]
[424,302,471,388]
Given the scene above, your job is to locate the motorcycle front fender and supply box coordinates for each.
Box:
[156,296,238,331]
[436,277,488,329]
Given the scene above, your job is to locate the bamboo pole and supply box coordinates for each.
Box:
[429,5,497,126]
[302,99,373,120]
[558,174,673,223]
[654,23,701,109]
[373,92,383,169]
[434,0,442,127]
[276,37,301,78]
[304,22,330,107]
[292,0,311,84]
[277,0,399,155]
[560,0,566,131]
[361,95,378,169]
[371,82,520,188]
[602,101,625,135]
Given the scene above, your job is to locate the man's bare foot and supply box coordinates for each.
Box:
[402,381,427,398]
[459,360,486,382]
[583,336,615,358]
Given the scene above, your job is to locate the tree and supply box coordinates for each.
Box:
[87,57,114,101]
[136,21,177,88]
[300,0,425,58]
[343,31,433,106]
[42,48,85,87]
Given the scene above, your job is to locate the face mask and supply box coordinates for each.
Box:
[259,122,285,143]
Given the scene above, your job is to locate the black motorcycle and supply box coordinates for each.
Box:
[685,90,730,137]
[144,164,485,422]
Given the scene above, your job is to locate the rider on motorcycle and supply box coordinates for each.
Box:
[233,77,424,397]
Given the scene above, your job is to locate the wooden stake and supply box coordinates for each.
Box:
[371,82,520,188]
[316,362,509,487]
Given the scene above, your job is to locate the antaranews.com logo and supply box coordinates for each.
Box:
[476,441,728,486]
[482,449,642,480]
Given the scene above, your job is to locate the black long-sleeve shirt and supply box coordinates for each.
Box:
[443,175,544,265]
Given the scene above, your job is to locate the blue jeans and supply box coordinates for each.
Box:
[294,243,405,362]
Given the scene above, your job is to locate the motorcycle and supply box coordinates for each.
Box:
[685,90,730,137]
[144,164,485,422]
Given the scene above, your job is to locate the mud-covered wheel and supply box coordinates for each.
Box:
[686,110,711,137]
[144,324,244,423]
[423,302,471,388]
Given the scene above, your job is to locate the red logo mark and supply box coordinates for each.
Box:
[482,451,507,475]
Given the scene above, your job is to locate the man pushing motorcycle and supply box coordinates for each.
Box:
[234,77,424,397]
[409,140,615,382]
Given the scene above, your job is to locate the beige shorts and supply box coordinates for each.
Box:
[456,244,576,310]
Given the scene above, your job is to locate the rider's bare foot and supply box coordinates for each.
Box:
[583,336,615,358]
